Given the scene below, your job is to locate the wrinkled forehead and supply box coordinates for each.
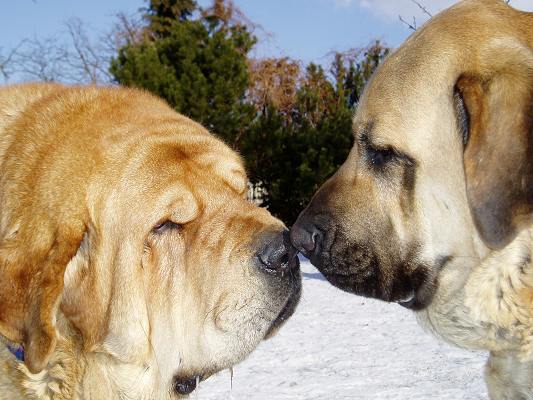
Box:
[139,136,247,192]
[191,144,248,196]
[102,136,249,223]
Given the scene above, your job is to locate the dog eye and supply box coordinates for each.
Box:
[367,147,395,167]
[153,220,182,234]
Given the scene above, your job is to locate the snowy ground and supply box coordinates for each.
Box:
[195,259,489,400]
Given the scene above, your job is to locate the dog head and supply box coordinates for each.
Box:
[291,0,533,310]
[0,85,300,397]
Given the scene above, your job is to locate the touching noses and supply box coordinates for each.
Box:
[256,230,299,276]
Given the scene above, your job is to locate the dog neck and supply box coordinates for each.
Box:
[417,228,533,358]
[415,257,489,348]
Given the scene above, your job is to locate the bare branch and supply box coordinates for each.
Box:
[399,0,434,31]
[10,35,72,82]
[325,48,363,66]
[4,12,143,84]
[65,18,110,83]
[0,41,25,81]
[411,0,432,18]
[102,12,145,56]
[399,15,417,31]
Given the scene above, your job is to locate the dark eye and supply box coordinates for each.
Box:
[153,220,182,234]
[368,147,395,167]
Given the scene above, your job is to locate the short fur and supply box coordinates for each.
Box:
[0,83,301,399]
[291,1,533,398]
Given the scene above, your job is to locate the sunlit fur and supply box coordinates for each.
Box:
[0,83,299,399]
[293,1,532,398]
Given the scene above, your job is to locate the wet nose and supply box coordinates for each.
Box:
[290,221,323,258]
[256,230,299,276]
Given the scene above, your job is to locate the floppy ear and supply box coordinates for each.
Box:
[0,218,85,373]
[457,60,533,249]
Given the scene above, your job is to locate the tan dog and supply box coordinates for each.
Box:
[0,83,301,399]
[291,0,532,398]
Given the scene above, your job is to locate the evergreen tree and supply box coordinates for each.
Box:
[110,0,256,146]
[146,0,196,24]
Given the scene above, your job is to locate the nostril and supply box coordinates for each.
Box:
[312,230,319,243]
[304,231,318,252]
[290,223,320,256]
[256,230,295,275]
[256,252,279,274]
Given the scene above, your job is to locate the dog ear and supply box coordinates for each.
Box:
[457,64,533,249]
[0,218,85,373]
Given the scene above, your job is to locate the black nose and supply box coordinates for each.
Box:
[290,221,323,258]
[256,230,299,276]
[173,375,199,395]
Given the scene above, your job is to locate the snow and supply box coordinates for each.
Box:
[195,259,489,400]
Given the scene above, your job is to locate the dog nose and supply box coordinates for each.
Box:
[290,221,322,258]
[256,230,299,276]
[173,375,199,395]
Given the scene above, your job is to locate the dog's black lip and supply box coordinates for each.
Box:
[316,262,438,311]
[397,255,450,310]
[397,297,418,309]
[265,257,302,337]
[322,272,426,310]
[318,269,379,297]
[396,295,429,311]
[401,258,449,310]
[266,283,301,335]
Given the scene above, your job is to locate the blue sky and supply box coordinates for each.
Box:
[1,0,533,71]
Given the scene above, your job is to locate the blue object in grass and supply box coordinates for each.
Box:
[7,343,24,361]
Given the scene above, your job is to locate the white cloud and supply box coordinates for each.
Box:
[358,0,533,22]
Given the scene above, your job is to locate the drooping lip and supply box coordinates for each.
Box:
[394,290,416,308]
[313,260,439,311]
[394,290,426,310]
[395,257,450,310]
[322,272,433,311]
[318,270,378,297]
[264,259,302,338]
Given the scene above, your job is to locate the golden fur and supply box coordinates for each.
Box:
[0,83,300,399]
[291,1,532,398]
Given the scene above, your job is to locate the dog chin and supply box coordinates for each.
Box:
[310,252,438,311]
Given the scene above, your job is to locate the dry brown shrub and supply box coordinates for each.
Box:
[247,57,302,118]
